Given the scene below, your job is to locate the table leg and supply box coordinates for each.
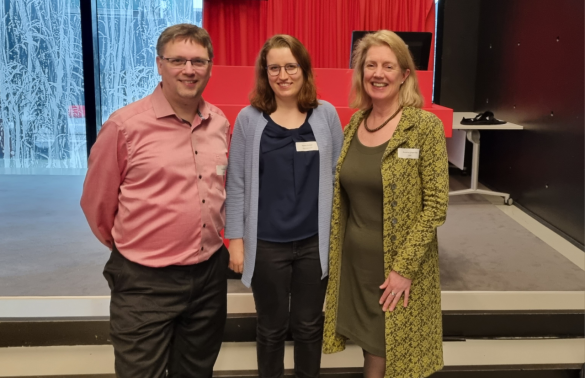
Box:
[449,130,512,204]
[469,130,479,190]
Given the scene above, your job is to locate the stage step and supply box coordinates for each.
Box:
[1,366,584,378]
[215,365,585,378]
[1,293,583,377]
[0,340,583,377]
[1,309,583,348]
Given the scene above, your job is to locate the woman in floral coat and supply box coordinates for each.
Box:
[323,30,449,378]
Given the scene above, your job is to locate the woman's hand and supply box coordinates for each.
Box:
[379,270,412,312]
[228,238,244,274]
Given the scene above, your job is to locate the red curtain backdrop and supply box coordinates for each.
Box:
[203,0,268,67]
[203,0,435,69]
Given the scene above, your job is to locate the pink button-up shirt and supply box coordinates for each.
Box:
[81,84,230,267]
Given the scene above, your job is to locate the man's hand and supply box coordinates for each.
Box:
[228,238,244,274]
[379,270,412,312]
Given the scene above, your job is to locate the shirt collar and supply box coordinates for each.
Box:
[197,98,211,121]
[151,83,176,119]
[151,83,212,122]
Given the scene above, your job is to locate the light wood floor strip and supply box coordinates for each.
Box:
[0,339,583,376]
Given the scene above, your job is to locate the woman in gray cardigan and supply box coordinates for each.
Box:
[225,34,343,378]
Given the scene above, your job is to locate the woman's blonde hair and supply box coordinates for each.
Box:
[250,34,319,114]
[350,30,424,110]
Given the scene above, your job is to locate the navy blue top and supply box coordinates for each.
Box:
[257,110,319,242]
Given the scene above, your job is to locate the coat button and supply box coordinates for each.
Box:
[391,235,397,241]
[202,199,205,203]
[391,184,397,190]
[392,218,398,224]
[391,201,397,207]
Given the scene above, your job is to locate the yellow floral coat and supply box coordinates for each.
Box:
[323,107,449,378]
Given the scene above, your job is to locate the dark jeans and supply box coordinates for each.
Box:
[103,244,228,378]
[251,234,328,378]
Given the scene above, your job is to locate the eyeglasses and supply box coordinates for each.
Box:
[160,56,212,69]
[266,63,300,76]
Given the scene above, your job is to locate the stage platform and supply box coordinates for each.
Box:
[0,173,582,298]
[0,172,583,377]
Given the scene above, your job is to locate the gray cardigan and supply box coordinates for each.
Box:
[225,101,344,287]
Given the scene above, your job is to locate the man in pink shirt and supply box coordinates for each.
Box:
[81,24,230,377]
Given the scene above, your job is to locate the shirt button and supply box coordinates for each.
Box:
[391,235,397,241]
[195,150,198,155]
[203,223,206,228]
[201,247,204,251]
[202,199,205,203]
[392,218,398,224]
[391,201,397,207]
[199,175,202,179]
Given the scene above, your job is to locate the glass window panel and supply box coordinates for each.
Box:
[97,0,203,131]
[0,0,87,172]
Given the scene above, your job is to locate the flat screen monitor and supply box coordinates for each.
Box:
[350,31,432,70]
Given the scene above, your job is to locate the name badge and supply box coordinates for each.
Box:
[398,148,419,159]
[216,165,227,175]
[295,141,319,152]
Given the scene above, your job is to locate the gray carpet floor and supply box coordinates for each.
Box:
[0,174,583,296]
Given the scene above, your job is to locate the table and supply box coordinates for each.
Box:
[449,112,523,205]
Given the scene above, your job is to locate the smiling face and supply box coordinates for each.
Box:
[265,47,304,105]
[156,38,212,106]
[363,45,409,107]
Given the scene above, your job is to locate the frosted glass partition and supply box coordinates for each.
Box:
[97,0,203,131]
[0,0,87,171]
[0,0,203,173]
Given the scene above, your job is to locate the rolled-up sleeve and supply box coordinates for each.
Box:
[80,120,128,249]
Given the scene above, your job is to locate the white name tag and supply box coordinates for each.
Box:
[216,165,227,175]
[295,141,319,152]
[398,148,419,159]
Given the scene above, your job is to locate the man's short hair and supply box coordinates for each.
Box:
[156,23,214,59]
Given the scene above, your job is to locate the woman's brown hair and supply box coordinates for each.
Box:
[250,35,319,114]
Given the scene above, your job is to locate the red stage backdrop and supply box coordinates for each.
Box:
[203,0,435,69]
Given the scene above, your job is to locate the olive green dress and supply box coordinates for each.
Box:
[335,133,389,357]
[324,108,447,378]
